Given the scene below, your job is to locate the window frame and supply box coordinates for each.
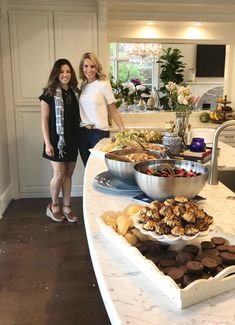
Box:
[110,42,159,91]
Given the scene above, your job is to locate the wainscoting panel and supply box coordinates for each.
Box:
[15,108,84,198]
[8,10,55,106]
[54,12,97,70]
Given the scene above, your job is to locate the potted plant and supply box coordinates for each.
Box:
[157,47,186,110]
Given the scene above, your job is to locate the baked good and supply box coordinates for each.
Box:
[220,252,235,265]
[201,241,216,250]
[211,236,226,246]
[201,257,218,273]
[175,251,193,266]
[159,258,176,268]
[217,245,229,252]
[187,261,204,275]
[166,267,184,284]
[183,244,200,256]
[228,245,235,254]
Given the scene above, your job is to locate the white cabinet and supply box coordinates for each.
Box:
[219,129,235,147]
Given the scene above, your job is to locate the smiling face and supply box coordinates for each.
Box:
[83,58,97,83]
[58,64,72,89]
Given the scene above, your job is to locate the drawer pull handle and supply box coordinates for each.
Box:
[224,135,234,138]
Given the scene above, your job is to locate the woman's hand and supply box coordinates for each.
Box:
[45,143,54,156]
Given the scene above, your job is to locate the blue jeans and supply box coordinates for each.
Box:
[78,127,110,165]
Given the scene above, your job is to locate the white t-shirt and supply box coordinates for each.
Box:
[79,79,115,130]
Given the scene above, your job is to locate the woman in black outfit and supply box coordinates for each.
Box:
[39,58,80,222]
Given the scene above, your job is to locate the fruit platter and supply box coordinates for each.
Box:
[210,95,234,123]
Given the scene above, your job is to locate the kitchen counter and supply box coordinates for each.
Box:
[83,141,235,325]
[110,111,230,130]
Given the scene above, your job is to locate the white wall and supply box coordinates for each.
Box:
[0,33,11,217]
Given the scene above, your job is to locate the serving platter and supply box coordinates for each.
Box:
[134,214,213,244]
[94,171,141,193]
[96,214,235,309]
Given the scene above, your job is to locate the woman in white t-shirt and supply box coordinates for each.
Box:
[78,52,125,165]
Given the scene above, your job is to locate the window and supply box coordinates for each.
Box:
[110,42,159,91]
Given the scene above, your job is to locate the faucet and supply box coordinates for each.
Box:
[208,120,235,184]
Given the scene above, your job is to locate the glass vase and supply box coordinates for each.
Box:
[175,111,190,150]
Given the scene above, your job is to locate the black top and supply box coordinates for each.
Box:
[39,87,80,162]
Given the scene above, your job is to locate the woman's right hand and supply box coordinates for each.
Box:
[45,143,54,157]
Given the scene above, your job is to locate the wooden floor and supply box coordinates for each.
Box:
[0,198,111,325]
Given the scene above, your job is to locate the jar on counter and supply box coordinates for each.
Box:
[189,137,206,152]
[162,132,181,155]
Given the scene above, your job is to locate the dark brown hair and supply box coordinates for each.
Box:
[43,58,78,96]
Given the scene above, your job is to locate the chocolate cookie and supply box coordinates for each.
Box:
[201,257,218,273]
[175,251,193,266]
[166,267,184,285]
[202,248,220,258]
[201,241,216,250]
[183,244,200,256]
[211,236,226,246]
[228,245,235,254]
[217,245,229,252]
[220,252,235,265]
[159,258,176,268]
[187,261,204,275]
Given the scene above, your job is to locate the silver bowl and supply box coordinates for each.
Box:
[134,159,209,200]
[105,148,163,185]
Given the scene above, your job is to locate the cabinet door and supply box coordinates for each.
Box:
[219,130,235,147]
[54,12,97,71]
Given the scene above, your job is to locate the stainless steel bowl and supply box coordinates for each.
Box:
[134,159,209,200]
[105,148,162,185]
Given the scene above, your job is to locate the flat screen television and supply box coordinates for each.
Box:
[196,45,226,77]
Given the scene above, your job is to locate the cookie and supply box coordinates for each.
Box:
[217,245,229,252]
[166,267,184,284]
[220,252,235,265]
[187,261,204,275]
[211,236,226,246]
[201,257,218,273]
[159,258,176,268]
[228,245,235,254]
[201,241,216,250]
[175,251,193,266]
[183,244,200,256]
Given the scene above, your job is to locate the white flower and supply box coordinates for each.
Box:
[122,82,135,95]
[165,81,200,112]
[136,85,146,91]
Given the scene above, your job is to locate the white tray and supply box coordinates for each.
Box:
[96,216,235,309]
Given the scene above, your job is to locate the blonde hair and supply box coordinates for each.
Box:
[79,52,106,88]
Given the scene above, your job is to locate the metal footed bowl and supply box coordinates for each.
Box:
[134,159,209,200]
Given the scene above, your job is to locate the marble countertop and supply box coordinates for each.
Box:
[83,141,235,325]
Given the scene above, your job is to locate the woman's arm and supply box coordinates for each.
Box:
[108,102,125,131]
[41,100,54,156]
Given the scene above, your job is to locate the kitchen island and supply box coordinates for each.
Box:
[83,141,235,325]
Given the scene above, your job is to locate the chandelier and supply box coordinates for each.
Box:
[125,43,162,64]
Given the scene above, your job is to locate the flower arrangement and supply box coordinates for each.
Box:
[110,76,151,108]
[165,81,199,113]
